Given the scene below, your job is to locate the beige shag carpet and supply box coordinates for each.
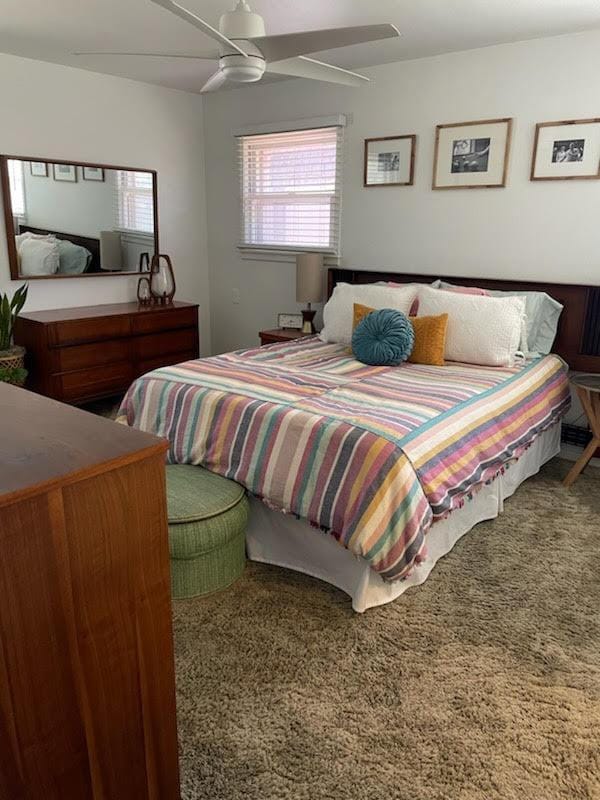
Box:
[173,458,600,800]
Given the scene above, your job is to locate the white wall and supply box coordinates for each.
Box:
[0,53,211,353]
[203,29,600,355]
[22,164,114,238]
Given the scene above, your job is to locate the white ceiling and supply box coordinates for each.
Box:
[1,0,600,94]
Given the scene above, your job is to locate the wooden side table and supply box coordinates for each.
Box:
[563,375,600,487]
[259,328,312,346]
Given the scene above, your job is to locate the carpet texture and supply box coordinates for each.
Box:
[173,458,600,800]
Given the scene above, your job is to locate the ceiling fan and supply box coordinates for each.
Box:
[75,0,400,92]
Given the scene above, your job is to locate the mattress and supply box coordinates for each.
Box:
[119,337,570,583]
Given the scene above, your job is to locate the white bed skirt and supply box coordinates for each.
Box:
[246,424,560,612]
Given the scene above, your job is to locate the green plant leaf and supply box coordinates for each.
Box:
[0,295,10,350]
[10,283,28,315]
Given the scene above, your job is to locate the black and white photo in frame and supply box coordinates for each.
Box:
[52,163,77,182]
[29,161,48,177]
[82,166,105,182]
[364,135,416,187]
[531,119,600,180]
[433,118,512,189]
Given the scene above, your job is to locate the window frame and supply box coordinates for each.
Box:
[236,115,345,263]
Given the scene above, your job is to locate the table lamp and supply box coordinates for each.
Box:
[296,252,324,334]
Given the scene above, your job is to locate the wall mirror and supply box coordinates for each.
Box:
[0,156,158,279]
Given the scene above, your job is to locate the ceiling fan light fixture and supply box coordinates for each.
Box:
[220,54,265,82]
[219,0,266,40]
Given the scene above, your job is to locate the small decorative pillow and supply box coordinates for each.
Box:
[352,308,415,366]
[408,314,448,366]
[354,304,448,366]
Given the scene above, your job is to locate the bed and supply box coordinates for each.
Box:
[118,268,578,610]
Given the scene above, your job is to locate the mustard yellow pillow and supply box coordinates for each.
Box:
[352,303,447,366]
[353,302,376,330]
[408,314,448,366]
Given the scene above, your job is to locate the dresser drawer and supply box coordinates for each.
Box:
[131,307,197,335]
[54,362,133,402]
[49,315,131,347]
[53,339,131,372]
[134,328,198,360]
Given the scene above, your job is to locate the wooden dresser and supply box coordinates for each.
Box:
[0,382,180,799]
[14,301,199,404]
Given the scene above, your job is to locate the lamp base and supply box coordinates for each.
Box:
[301,308,317,334]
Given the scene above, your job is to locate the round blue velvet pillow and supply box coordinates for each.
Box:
[352,308,415,366]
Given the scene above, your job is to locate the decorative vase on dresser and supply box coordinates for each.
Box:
[13,300,199,404]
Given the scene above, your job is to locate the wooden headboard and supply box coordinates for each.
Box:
[18,225,101,272]
[327,267,600,373]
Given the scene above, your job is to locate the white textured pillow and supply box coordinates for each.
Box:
[320,282,418,345]
[417,286,525,367]
[19,237,60,276]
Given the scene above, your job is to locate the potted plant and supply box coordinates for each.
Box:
[0,283,28,387]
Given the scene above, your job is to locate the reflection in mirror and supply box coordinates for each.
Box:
[4,159,157,278]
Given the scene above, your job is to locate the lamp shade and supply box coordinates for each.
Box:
[99,230,123,271]
[296,252,324,304]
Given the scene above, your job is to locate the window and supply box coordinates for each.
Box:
[8,159,26,218]
[115,170,154,234]
[237,124,343,255]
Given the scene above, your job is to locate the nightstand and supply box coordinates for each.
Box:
[259,328,312,346]
[563,374,600,487]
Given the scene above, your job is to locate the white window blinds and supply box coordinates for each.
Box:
[8,160,26,218]
[115,170,154,234]
[237,124,343,254]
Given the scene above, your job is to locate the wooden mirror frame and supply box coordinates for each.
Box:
[0,155,159,280]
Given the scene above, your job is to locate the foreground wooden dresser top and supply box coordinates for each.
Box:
[0,383,181,799]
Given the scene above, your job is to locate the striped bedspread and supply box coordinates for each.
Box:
[118,337,570,582]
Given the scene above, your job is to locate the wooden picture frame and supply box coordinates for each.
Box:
[52,163,77,182]
[363,134,416,187]
[29,161,48,177]
[531,118,600,181]
[82,166,105,182]
[432,118,512,190]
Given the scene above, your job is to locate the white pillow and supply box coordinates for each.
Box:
[417,286,526,367]
[16,231,57,252]
[487,289,563,355]
[320,282,418,345]
[19,237,60,276]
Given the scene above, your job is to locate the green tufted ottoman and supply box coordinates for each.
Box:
[166,465,249,599]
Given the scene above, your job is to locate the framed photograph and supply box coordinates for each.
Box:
[364,135,416,187]
[277,312,303,330]
[433,118,512,189]
[53,163,77,182]
[29,161,48,177]
[83,166,105,182]
[531,118,600,181]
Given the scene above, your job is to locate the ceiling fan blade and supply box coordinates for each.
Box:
[200,70,227,93]
[251,23,399,62]
[149,0,248,57]
[73,51,218,59]
[268,56,369,87]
